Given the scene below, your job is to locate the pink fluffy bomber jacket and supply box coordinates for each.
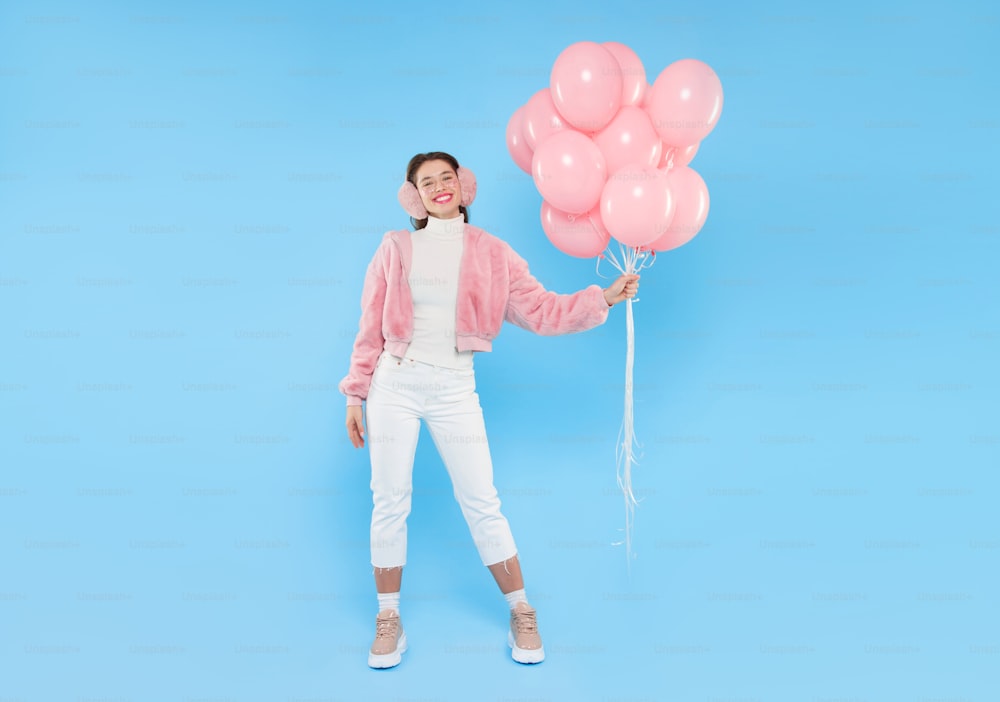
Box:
[338,224,611,406]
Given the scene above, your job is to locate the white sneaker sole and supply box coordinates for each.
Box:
[368,631,407,669]
[507,630,545,664]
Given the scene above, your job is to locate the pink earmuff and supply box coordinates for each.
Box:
[458,167,477,206]
[397,181,427,219]
[398,166,477,219]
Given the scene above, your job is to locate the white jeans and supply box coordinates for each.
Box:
[365,350,518,568]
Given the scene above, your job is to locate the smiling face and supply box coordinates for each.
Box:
[413,159,463,220]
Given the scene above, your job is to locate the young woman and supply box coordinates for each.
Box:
[340,151,638,668]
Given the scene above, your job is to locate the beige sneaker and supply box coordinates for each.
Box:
[368,609,406,668]
[507,601,545,664]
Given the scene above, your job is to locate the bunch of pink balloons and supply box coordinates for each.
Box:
[506,41,723,257]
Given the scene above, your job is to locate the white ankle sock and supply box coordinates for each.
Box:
[377,591,400,614]
[504,588,528,609]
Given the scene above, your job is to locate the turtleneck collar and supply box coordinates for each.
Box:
[422,214,465,239]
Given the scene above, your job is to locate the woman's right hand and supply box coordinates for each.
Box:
[346,405,365,448]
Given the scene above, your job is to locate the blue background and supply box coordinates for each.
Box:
[2,0,998,700]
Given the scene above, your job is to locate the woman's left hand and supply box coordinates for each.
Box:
[604,274,640,306]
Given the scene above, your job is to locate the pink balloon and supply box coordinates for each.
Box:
[600,165,675,247]
[593,105,662,175]
[644,166,709,252]
[540,201,610,258]
[522,88,566,149]
[602,42,647,107]
[549,42,623,132]
[589,206,611,239]
[506,105,534,174]
[645,58,723,147]
[658,141,700,169]
[531,130,607,215]
[640,82,654,109]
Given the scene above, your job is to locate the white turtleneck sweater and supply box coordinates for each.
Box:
[406,214,474,370]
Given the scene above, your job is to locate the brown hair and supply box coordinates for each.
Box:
[405,151,469,230]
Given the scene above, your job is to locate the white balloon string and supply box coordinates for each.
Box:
[637,251,656,272]
[616,241,654,568]
[620,290,639,568]
[602,246,625,276]
[598,241,658,567]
